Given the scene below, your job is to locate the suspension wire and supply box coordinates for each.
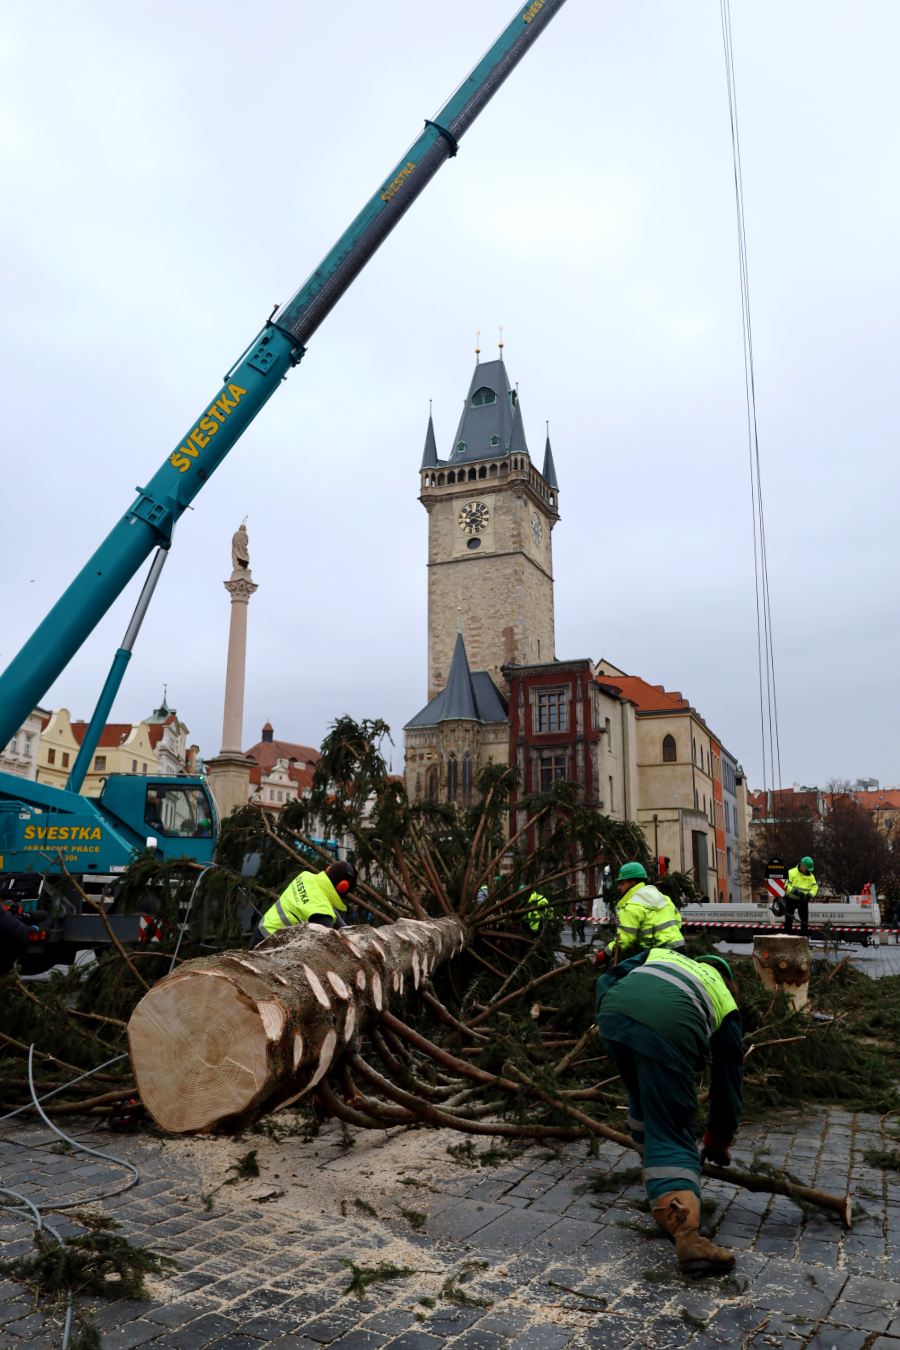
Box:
[719,0,783,838]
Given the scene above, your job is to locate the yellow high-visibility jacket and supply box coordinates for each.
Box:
[262,870,346,936]
[527,892,549,931]
[786,867,818,900]
[612,882,684,957]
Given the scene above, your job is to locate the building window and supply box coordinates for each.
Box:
[662,734,676,762]
[447,754,458,802]
[48,748,56,765]
[447,470,455,483]
[94,756,106,771]
[490,434,500,446]
[132,760,138,773]
[540,754,566,792]
[537,639,542,661]
[692,738,696,763]
[461,752,473,807]
[277,790,283,802]
[62,753,69,769]
[9,735,18,755]
[536,690,567,732]
[703,794,706,815]
[269,789,275,801]
[609,776,615,811]
[471,386,497,407]
[24,735,32,757]
[426,767,438,800]
[606,717,611,748]
[457,441,466,454]
[727,846,733,875]
[142,763,147,774]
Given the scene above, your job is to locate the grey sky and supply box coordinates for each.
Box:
[2,1,898,790]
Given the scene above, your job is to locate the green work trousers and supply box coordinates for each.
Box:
[603,1037,702,1203]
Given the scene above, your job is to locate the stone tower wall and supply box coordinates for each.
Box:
[422,460,558,701]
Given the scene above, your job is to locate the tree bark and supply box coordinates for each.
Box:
[128,916,468,1134]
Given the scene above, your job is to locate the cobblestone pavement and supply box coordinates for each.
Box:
[3,1104,900,1350]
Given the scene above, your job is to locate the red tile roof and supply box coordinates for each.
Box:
[70,721,144,749]
[596,675,690,712]
[245,736,320,772]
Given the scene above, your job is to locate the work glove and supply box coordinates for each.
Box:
[593,947,610,967]
[701,1130,732,1168]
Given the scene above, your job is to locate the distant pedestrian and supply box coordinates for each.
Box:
[572,903,586,944]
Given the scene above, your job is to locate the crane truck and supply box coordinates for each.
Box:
[0,1,569,967]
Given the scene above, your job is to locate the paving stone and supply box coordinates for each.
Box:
[422,1308,484,1335]
[302,1312,365,1344]
[361,1312,416,1336]
[475,1314,531,1339]
[382,1335,445,1350]
[426,1201,510,1242]
[508,1329,573,1350]
[465,1208,557,1252]
[102,1319,166,1349]
[326,1334,389,1350]
[448,1330,506,1350]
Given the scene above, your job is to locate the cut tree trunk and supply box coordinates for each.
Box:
[128,916,467,1134]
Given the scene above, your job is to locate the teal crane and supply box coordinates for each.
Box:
[0,1,568,919]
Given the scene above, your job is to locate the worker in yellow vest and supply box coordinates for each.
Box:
[596,947,743,1275]
[526,891,550,931]
[250,860,358,948]
[595,862,684,966]
[782,856,817,937]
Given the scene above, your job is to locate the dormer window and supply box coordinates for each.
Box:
[456,441,466,454]
[471,387,497,407]
[490,435,500,446]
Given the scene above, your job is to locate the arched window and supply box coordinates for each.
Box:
[457,441,466,455]
[437,473,445,486]
[490,434,500,446]
[471,386,497,407]
[447,754,458,802]
[549,493,554,506]
[478,465,486,479]
[500,461,508,473]
[468,467,476,481]
[662,734,677,763]
[461,752,473,807]
[447,471,455,484]
[426,767,438,801]
[489,464,497,477]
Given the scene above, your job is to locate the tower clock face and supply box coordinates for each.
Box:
[457,501,490,535]
[531,511,542,545]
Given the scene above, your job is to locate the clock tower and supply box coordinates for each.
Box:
[419,354,560,702]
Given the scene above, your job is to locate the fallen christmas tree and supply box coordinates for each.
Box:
[5,718,899,1229]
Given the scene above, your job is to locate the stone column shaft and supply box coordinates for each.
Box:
[220,571,258,754]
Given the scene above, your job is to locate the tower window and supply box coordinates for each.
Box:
[536,690,567,733]
[426,767,438,800]
[468,468,476,481]
[447,753,458,802]
[461,752,473,807]
[471,386,497,407]
[662,734,677,762]
[540,754,566,792]
[457,441,466,454]
[447,471,455,483]
[478,465,486,478]
[490,434,500,446]
[437,473,445,485]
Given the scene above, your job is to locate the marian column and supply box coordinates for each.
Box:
[205,522,258,821]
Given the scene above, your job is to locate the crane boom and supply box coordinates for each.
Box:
[0,0,567,751]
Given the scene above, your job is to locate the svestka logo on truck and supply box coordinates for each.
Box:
[23,825,102,842]
[168,383,249,474]
[523,1,544,21]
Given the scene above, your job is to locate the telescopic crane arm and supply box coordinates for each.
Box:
[0,0,567,751]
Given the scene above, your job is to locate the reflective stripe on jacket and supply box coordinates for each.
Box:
[787,866,818,900]
[614,883,683,956]
[636,946,737,1035]
[262,870,344,935]
[527,892,549,931]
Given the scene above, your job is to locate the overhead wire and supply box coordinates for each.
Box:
[719,0,783,824]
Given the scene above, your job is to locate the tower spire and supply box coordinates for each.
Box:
[420,403,439,469]
[542,420,559,489]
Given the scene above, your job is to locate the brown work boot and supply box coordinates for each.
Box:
[650,1190,736,1276]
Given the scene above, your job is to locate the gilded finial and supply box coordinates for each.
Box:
[475,330,480,363]
[498,325,504,353]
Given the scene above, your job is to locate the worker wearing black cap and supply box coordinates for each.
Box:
[596,947,744,1275]
[250,860,359,948]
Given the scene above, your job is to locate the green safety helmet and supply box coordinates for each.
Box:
[801,856,814,870]
[695,955,734,983]
[616,862,648,882]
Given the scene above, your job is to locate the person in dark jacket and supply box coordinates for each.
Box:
[1,906,36,975]
[596,947,744,1275]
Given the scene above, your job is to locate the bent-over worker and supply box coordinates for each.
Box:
[595,862,684,966]
[250,860,358,949]
[526,891,549,931]
[782,856,817,937]
[596,948,744,1275]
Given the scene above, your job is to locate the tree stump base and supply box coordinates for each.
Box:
[752,934,811,1010]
